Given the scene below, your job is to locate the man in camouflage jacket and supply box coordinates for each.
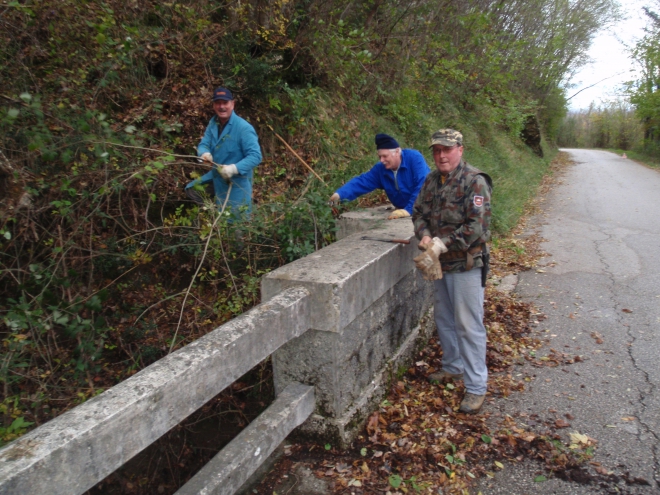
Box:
[412,129,492,414]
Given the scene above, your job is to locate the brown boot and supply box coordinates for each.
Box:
[428,370,463,383]
[459,393,485,414]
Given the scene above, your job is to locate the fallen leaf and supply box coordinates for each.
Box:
[622,308,633,313]
[621,416,635,422]
[569,432,589,445]
[494,461,504,469]
[534,475,547,482]
[555,419,571,428]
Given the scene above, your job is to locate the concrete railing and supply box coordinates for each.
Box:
[0,208,434,495]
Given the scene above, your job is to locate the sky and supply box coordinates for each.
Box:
[567,0,651,110]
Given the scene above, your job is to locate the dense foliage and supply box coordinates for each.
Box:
[625,0,660,157]
[557,100,643,149]
[1,0,616,448]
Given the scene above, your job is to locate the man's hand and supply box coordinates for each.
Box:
[413,237,447,281]
[201,152,213,163]
[329,192,340,205]
[219,164,238,181]
[387,209,410,220]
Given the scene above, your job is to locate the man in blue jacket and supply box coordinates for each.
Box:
[185,87,262,217]
[329,134,430,219]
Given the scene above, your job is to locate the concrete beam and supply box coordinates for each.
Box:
[0,287,311,495]
[175,383,314,495]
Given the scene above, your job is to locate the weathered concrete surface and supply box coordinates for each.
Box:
[335,205,395,240]
[175,383,314,495]
[263,219,434,447]
[262,220,421,334]
[0,287,311,495]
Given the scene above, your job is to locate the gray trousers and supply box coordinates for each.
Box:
[433,269,488,395]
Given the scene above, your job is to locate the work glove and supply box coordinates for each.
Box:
[329,192,340,205]
[201,152,213,163]
[218,164,238,181]
[388,209,410,220]
[413,237,447,281]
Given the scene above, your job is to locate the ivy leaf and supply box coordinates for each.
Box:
[481,434,492,444]
[388,474,402,488]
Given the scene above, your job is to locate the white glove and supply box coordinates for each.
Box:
[413,237,447,281]
[329,192,340,205]
[387,209,410,220]
[427,237,448,256]
[201,152,213,163]
[219,164,238,181]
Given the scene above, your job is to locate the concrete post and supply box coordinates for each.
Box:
[262,218,434,448]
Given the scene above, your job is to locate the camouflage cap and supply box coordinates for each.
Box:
[430,129,463,147]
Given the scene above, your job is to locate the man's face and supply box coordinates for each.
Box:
[213,98,235,123]
[378,149,402,170]
[432,144,463,175]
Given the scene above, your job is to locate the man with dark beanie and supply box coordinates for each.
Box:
[329,134,430,219]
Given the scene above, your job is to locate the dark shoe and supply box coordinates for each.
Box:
[459,393,485,414]
[428,370,463,383]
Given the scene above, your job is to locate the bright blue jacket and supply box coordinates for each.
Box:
[336,149,430,214]
[186,112,262,214]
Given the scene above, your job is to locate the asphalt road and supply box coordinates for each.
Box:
[478,149,660,494]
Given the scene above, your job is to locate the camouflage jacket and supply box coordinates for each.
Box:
[412,159,492,273]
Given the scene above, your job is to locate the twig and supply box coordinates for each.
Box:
[134,291,186,325]
[89,141,214,165]
[267,124,326,184]
[169,183,233,354]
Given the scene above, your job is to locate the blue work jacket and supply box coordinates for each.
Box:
[186,111,262,214]
[336,149,430,214]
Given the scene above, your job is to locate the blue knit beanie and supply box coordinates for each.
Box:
[375,133,400,150]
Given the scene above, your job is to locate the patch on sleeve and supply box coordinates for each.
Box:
[473,195,484,207]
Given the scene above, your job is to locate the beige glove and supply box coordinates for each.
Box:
[201,152,213,163]
[219,164,238,181]
[329,192,340,205]
[388,209,410,220]
[413,237,447,280]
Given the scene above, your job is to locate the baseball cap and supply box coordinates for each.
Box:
[430,129,463,147]
[212,87,233,101]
